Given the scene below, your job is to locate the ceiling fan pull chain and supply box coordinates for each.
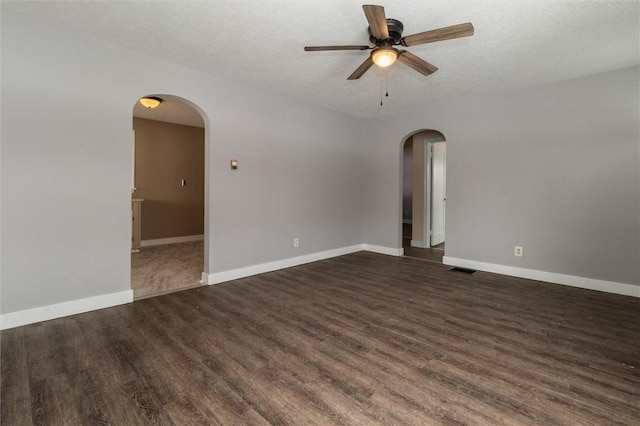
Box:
[386,70,389,97]
[380,70,390,106]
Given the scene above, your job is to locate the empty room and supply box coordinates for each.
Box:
[1,1,639,424]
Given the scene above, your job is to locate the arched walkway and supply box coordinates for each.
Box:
[400,129,446,262]
[130,94,209,299]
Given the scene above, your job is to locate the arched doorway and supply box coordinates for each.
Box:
[130,95,208,299]
[401,129,446,262]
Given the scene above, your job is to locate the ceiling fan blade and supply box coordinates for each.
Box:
[397,51,438,76]
[402,22,474,46]
[347,57,374,80]
[362,5,389,40]
[304,45,371,51]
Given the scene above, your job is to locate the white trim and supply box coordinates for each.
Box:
[203,244,404,285]
[411,240,428,248]
[362,244,404,257]
[443,256,640,298]
[423,139,432,248]
[0,290,133,330]
[203,245,363,285]
[141,234,204,247]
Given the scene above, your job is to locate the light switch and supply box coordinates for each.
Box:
[230,160,238,170]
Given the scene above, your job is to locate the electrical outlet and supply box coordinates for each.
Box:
[514,246,523,257]
[293,238,299,248]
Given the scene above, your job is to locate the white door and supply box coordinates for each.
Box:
[431,142,446,246]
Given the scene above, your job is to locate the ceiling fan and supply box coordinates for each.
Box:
[304,4,474,80]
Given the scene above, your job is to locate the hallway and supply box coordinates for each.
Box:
[402,223,444,263]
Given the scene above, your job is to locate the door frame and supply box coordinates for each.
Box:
[429,141,446,246]
[407,135,446,249]
[421,136,445,248]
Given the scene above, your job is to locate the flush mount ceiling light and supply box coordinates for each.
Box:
[371,47,399,68]
[139,96,163,109]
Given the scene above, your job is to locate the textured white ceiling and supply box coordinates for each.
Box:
[5,0,640,119]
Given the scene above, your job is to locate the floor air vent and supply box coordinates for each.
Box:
[448,267,477,275]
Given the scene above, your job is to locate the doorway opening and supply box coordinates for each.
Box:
[401,130,446,262]
[130,95,208,299]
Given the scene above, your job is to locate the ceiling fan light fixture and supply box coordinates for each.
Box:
[371,47,398,68]
[139,96,163,109]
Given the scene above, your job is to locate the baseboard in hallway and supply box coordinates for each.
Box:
[134,282,205,300]
[141,234,204,247]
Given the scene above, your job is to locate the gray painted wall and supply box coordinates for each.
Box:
[1,13,365,314]
[362,66,640,285]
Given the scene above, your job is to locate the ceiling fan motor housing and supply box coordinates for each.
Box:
[369,18,404,45]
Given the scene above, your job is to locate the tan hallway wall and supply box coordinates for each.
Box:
[133,117,204,240]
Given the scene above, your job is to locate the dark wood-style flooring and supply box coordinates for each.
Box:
[2,252,639,425]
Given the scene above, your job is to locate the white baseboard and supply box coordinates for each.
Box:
[202,244,404,284]
[141,234,204,247]
[411,240,428,248]
[362,244,404,257]
[0,290,133,330]
[203,245,364,284]
[443,256,640,298]
[203,244,404,285]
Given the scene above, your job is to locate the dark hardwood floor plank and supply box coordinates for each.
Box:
[73,369,111,425]
[30,374,83,426]
[199,352,304,425]
[181,356,273,425]
[308,378,403,425]
[1,329,33,426]
[93,372,168,426]
[1,387,33,426]
[163,395,215,426]
[114,337,180,406]
[121,377,175,425]
[310,319,536,425]
[24,322,67,383]
[1,328,29,392]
